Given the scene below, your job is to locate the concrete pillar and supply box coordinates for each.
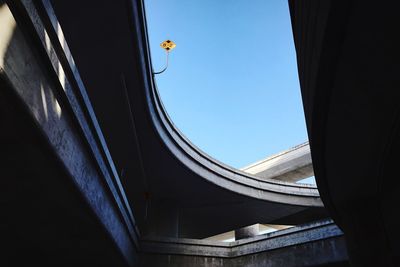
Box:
[235,224,259,240]
[145,199,180,238]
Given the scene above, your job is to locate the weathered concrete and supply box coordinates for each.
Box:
[241,142,314,182]
[141,239,348,267]
[1,1,138,265]
[140,220,348,266]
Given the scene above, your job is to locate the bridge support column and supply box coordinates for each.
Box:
[145,200,180,238]
[235,224,259,240]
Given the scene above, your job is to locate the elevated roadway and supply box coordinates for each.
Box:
[47,0,326,239]
[0,1,335,266]
[242,142,314,182]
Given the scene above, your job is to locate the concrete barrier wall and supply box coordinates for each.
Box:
[140,220,348,267]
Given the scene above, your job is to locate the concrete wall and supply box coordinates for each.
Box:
[141,238,348,267]
[1,2,138,265]
[140,220,348,267]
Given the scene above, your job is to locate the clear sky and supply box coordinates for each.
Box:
[144,0,311,178]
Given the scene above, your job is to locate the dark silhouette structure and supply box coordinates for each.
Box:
[289,1,400,266]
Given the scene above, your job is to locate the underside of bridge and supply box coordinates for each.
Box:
[0,0,397,266]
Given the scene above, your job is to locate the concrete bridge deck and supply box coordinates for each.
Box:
[242,142,314,182]
[47,0,325,239]
[0,0,346,266]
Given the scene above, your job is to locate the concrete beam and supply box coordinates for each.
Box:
[1,1,138,265]
[140,220,348,266]
[241,142,314,182]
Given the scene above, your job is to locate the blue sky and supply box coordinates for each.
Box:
[144,0,311,178]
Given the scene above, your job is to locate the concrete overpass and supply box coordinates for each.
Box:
[242,142,314,183]
[46,0,325,240]
[0,0,358,266]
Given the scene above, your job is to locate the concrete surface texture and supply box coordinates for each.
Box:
[140,220,348,267]
[0,3,138,266]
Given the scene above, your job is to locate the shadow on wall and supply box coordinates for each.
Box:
[1,3,68,127]
[0,3,129,266]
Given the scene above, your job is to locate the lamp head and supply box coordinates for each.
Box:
[160,40,176,51]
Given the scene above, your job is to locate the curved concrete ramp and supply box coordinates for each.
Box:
[0,0,332,265]
[46,0,325,239]
[242,142,314,182]
[1,0,326,241]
